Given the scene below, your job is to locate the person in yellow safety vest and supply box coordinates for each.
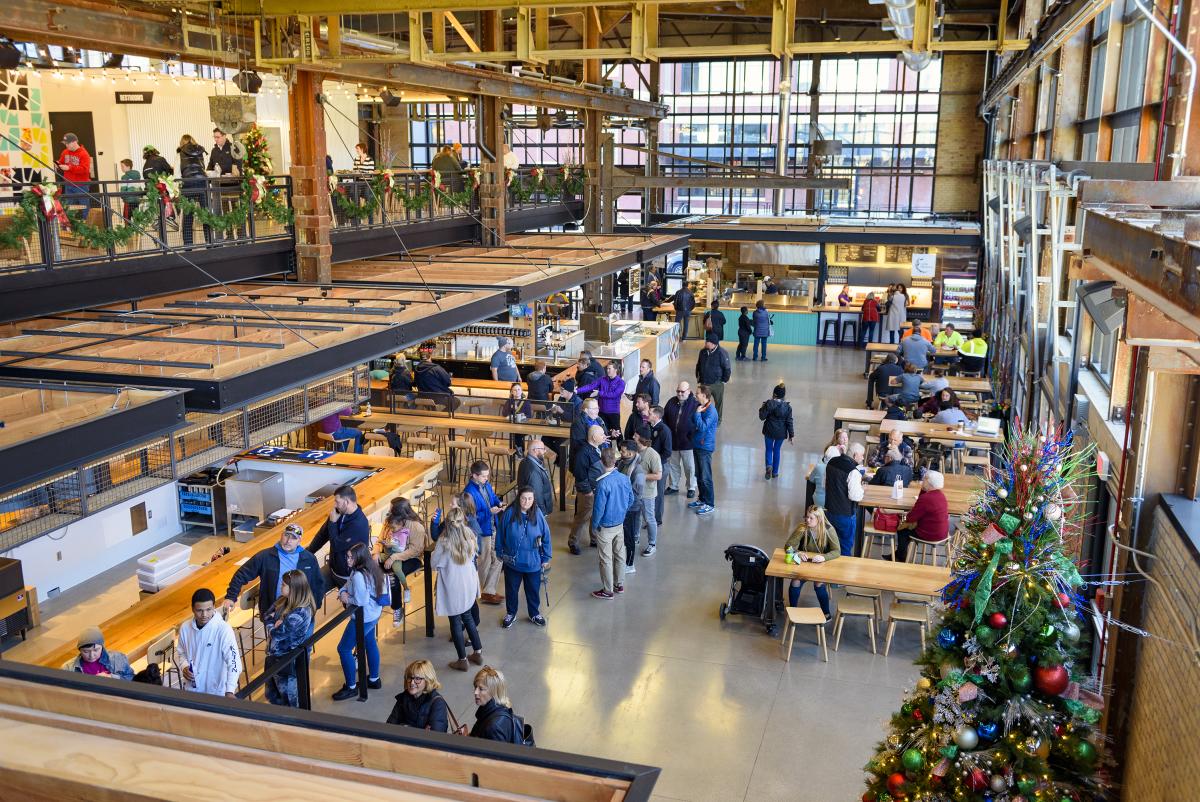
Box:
[958,332,988,373]
[934,323,966,351]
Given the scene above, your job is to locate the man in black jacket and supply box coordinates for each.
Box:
[867,354,904,408]
[736,306,753,361]
[223,523,325,618]
[569,425,607,554]
[672,283,696,340]
[703,300,727,341]
[414,353,458,410]
[695,336,732,420]
[573,351,603,399]
[628,359,660,406]
[646,405,673,526]
[825,442,867,560]
[663,382,699,498]
[306,485,371,589]
[517,439,555,516]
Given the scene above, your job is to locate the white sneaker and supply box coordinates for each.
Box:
[392,608,403,627]
[403,588,412,604]
[642,545,656,557]
[625,563,636,574]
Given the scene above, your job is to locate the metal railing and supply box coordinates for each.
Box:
[0,176,294,274]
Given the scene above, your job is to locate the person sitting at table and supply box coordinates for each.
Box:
[867,354,904,408]
[919,386,959,418]
[898,326,937,371]
[888,471,950,562]
[932,399,970,427]
[919,368,949,398]
[870,447,914,489]
[886,363,924,406]
[900,321,933,342]
[958,332,989,374]
[526,359,553,403]
[62,626,135,680]
[783,505,840,623]
[883,396,909,421]
[806,445,842,509]
[935,323,965,351]
[375,497,430,623]
[871,427,916,470]
[414,351,458,411]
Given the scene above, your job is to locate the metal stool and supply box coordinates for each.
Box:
[821,318,840,345]
[840,318,858,345]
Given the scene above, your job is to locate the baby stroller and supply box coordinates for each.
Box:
[720,544,773,632]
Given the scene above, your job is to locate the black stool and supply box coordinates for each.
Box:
[840,319,858,345]
[822,318,840,344]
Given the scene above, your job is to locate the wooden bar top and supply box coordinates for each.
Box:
[765,550,949,596]
[38,452,437,669]
[880,418,1003,445]
[344,409,572,438]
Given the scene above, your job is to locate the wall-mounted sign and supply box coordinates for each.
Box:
[911,252,937,278]
[114,91,154,104]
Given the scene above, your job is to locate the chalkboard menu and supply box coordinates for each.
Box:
[835,245,878,263]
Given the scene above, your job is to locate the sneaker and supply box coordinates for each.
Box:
[403,588,412,605]
[664,487,679,496]
[569,544,582,555]
[502,613,516,629]
[615,584,625,594]
[686,489,696,499]
[642,545,656,557]
[331,685,358,701]
[697,505,715,516]
[530,615,547,627]
[765,468,772,480]
[625,563,637,574]
[368,678,382,690]
[591,589,614,600]
[448,658,469,672]
[392,608,403,627]
[687,500,703,509]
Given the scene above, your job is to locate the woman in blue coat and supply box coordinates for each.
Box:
[752,300,772,361]
[690,385,720,517]
[495,487,552,628]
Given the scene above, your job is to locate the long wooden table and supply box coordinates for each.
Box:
[834,407,886,430]
[762,550,950,632]
[344,409,573,510]
[37,453,437,670]
[879,418,1004,446]
[863,341,971,377]
[885,374,992,396]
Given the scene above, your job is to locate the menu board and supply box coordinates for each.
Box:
[836,245,878,263]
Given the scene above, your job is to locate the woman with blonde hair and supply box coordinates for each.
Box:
[467,665,532,745]
[387,659,450,731]
[783,506,841,622]
[263,569,317,707]
[431,507,483,671]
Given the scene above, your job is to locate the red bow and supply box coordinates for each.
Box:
[31,183,69,230]
[154,179,177,219]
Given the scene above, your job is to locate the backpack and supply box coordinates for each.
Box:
[505,709,536,747]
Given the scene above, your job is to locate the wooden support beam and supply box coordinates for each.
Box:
[407,11,426,63]
[771,0,798,58]
[445,11,481,52]
[327,15,341,58]
[289,70,331,284]
[534,8,550,51]
[431,10,446,53]
[1126,295,1200,347]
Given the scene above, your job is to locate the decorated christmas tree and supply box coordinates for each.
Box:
[240,124,273,176]
[864,427,1108,802]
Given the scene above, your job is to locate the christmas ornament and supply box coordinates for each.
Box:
[954,726,979,750]
[939,745,958,760]
[977,722,999,742]
[1019,463,1028,472]
[966,768,989,791]
[988,612,1008,629]
[958,682,978,702]
[1054,723,1065,737]
[916,677,932,691]
[998,513,1020,534]
[997,487,1009,499]
[937,628,959,649]
[901,702,914,716]
[975,624,997,644]
[981,524,1006,545]
[1034,665,1070,695]
[1045,503,1062,522]
[887,733,902,748]
[1002,641,1020,659]
[1023,511,1034,521]
[887,772,907,796]
[1063,622,1081,643]
[862,793,874,802]
[932,757,951,778]
[1016,774,1037,794]
[990,775,1008,793]
[1010,665,1032,692]
[1072,739,1098,766]
[1055,592,1072,608]
[1038,624,1057,641]
[901,749,925,772]
[912,709,924,722]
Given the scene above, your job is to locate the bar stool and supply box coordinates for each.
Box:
[461,398,487,416]
[833,595,877,653]
[445,440,475,481]
[844,585,884,619]
[317,431,355,452]
[821,317,840,345]
[406,434,438,459]
[906,537,949,566]
[145,628,181,688]
[884,599,929,656]
[861,523,897,560]
[840,318,858,345]
[781,606,828,662]
[367,445,397,457]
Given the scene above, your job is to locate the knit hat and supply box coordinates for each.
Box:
[77,626,104,648]
[772,383,786,399]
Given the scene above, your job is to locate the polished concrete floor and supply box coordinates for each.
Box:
[14,342,922,801]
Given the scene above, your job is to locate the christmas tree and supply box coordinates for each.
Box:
[240,124,273,176]
[864,427,1108,802]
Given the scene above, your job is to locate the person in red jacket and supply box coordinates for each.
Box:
[859,291,880,347]
[892,470,950,561]
[57,133,93,209]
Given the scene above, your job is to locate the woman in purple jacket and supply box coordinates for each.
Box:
[577,361,626,436]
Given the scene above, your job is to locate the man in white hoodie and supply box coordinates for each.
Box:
[175,587,242,697]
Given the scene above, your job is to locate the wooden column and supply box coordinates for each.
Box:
[479,11,506,246]
[289,70,331,283]
[645,61,661,225]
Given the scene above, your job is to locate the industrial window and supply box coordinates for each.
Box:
[1084,42,1107,119]
[1115,18,1150,111]
[1087,318,1120,389]
[408,103,478,167]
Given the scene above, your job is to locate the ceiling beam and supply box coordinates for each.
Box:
[225,0,701,11]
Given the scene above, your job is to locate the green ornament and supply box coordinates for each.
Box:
[975,624,996,644]
[939,745,958,760]
[901,748,925,772]
[1039,624,1057,640]
[1072,738,1098,765]
[901,702,914,716]
[1010,665,1032,692]
[1016,774,1037,794]
[998,513,1021,534]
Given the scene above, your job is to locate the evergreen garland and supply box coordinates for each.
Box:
[0,196,40,252]
[62,186,162,250]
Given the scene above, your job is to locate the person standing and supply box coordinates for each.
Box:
[672,282,696,340]
[646,404,672,529]
[573,351,604,398]
[884,284,908,344]
[690,385,719,517]
[496,487,552,627]
[568,425,607,555]
[118,159,142,221]
[516,439,555,516]
[752,300,772,361]
[824,442,866,557]
[464,461,505,605]
[569,397,604,463]
[207,127,243,240]
[622,393,652,442]
[490,337,521,383]
[263,569,316,707]
[703,300,727,342]
[629,358,660,406]
[331,543,386,700]
[353,143,376,171]
[640,279,662,322]
[837,285,853,307]
[142,145,173,180]
[859,292,880,346]
[177,134,211,246]
[174,588,241,698]
[633,429,663,557]
[56,133,92,209]
[225,523,325,619]
[387,660,450,731]
[695,336,732,420]
[758,382,794,481]
[736,306,753,361]
[306,485,371,592]
[526,359,553,404]
[62,626,134,680]
[591,448,636,599]
[663,382,699,499]
[431,508,484,671]
[617,440,646,573]
[576,361,625,435]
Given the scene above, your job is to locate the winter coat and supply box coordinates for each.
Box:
[264,605,314,661]
[633,371,661,406]
[871,461,914,488]
[738,313,753,339]
[431,539,480,617]
[414,361,453,395]
[695,346,732,385]
[143,154,174,179]
[576,374,626,415]
[525,369,552,401]
[691,404,718,452]
[471,699,526,743]
[861,297,880,323]
[495,506,552,573]
[703,309,727,340]
[62,648,135,681]
[784,523,841,561]
[672,288,696,316]
[884,292,907,332]
[178,143,208,179]
[387,690,450,732]
[516,455,555,515]
[226,545,325,618]
[752,307,771,337]
[759,398,794,440]
[464,480,501,536]
[664,394,699,451]
[574,359,604,396]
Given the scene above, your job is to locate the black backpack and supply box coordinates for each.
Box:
[505,709,535,747]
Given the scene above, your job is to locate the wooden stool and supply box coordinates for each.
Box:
[844,585,884,618]
[861,524,897,560]
[461,398,487,416]
[781,606,828,662]
[833,595,877,653]
[884,600,929,656]
[317,431,355,452]
[906,538,949,566]
[406,435,437,458]
[414,398,440,413]
[367,445,397,457]
[445,441,475,480]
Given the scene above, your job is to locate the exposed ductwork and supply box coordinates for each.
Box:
[870,0,939,71]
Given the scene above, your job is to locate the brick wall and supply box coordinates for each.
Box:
[934,54,986,215]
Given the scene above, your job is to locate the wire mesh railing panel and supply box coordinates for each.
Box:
[246,389,306,445]
[83,438,174,511]
[174,411,247,476]
[306,368,366,423]
[0,471,85,551]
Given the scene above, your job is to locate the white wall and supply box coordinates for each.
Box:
[5,482,182,602]
[232,459,370,510]
[322,80,362,171]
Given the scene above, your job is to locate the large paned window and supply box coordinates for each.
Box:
[409,104,478,167]
[1087,317,1120,389]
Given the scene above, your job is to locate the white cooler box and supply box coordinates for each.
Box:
[136,543,193,592]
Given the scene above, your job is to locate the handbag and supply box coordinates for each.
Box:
[872,509,901,532]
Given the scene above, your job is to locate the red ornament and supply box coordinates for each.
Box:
[1054,723,1065,737]
[1034,664,1071,695]
[887,771,908,796]
[1055,592,1071,608]
[862,792,874,802]
[966,768,989,791]
[988,612,1009,629]
[912,709,924,721]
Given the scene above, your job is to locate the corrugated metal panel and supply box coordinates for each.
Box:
[125,96,218,170]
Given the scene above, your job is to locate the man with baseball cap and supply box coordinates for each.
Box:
[224,522,325,618]
[57,132,93,209]
[62,626,134,680]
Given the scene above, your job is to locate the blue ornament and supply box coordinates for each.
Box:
[977,721,999,742]
[982,795,994,802]
[937,627,958,649]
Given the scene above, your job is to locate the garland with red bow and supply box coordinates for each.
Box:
[154,175,180,219]
[30,181,69,230]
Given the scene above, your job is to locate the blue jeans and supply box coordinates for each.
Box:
[753,336,768,359]
[504,566,542,618]
[337,615,379,688]
[828,512,857,558]
[694,448,714,506]
[789,581,831,616]
[677,313,690,340]
[62,182,91,210]
[764,436,784,474]
[859,320,876,346]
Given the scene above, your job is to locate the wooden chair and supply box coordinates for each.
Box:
[833,595,878,654]
[884,600,930,655]
[844,585,884,619]
[461,398,487,416]
[363,432,389,447]
[317,431,355,452]
[781,607,828,662]
[861,523,897,561]
[367,445,397,457]
[906,537,949,566]
[413,398,440,413]
[145,629,181,688]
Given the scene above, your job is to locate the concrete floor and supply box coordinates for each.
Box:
[13,341,923,801]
